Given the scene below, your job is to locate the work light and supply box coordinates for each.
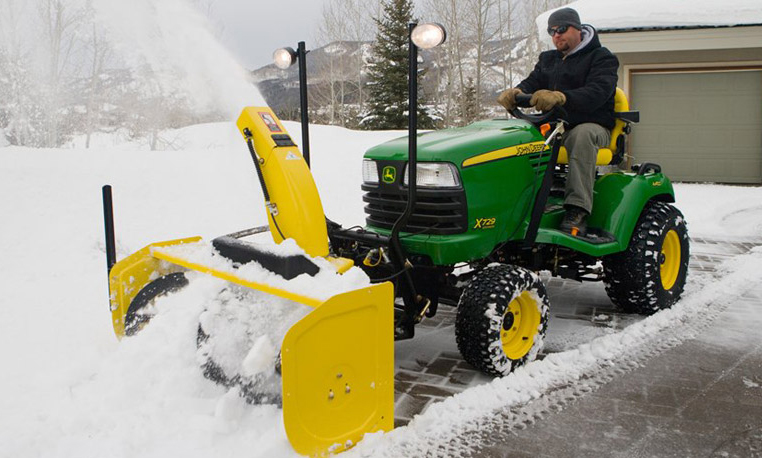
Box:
[411,23,447,49]
[273,47,297,69]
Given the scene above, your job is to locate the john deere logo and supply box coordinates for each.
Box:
[382,166,396,183]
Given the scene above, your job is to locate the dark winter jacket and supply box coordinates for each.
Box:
[517,26,619,130]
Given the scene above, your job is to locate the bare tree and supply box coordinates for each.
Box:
[39,0,87,147]
[496,0,521,88]
[467,0,498,115]
[313,0,378,127]
[83,18,112,148]
[421,0,467,126]
[315,0,350,126]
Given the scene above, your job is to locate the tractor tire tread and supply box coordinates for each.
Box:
[603,201,689,315]
[455,264,549,377]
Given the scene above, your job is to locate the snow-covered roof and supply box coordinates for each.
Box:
[537,0,762,39]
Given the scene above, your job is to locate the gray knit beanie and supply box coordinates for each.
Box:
[548,7,582,30]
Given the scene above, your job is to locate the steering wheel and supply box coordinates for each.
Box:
[509,93,569,127]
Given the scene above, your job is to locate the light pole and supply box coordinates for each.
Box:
[390,22,447,338]
[273,42,311,167]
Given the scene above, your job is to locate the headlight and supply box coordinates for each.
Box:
[362,159,378,184]
[404,162,461,188]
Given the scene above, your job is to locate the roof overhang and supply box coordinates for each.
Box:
[599,24,762,54]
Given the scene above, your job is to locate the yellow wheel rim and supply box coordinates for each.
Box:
[660,229,681,290]
[501,291,541,360]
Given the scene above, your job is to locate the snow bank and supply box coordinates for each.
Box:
[674,183,762,238]
[537,0,762,44]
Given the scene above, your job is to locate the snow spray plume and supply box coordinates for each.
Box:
[91,0,265,119]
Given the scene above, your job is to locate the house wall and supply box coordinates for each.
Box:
[595,26,762,183]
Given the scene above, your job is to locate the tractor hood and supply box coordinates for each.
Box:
[363,119,545,166]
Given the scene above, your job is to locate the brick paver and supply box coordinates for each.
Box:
[393,234,762,452]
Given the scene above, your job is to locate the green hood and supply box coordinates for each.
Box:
[364,119,544,165]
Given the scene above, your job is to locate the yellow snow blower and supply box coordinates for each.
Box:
[103,106,395,456]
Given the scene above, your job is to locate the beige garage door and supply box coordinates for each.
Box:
[631,70,762,183]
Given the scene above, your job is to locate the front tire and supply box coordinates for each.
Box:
[455,265,549,377]
[603,201,689,314]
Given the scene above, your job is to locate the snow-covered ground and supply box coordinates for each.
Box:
[1,121,762,457]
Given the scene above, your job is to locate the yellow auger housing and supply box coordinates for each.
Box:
[105,107,395,456]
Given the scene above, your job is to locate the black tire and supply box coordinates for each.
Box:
[455,264,550,377]
[603,201,689,315]
[124,272,188,336]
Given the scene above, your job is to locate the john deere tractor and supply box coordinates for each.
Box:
[328,88,689,376]
[103,33,688,454]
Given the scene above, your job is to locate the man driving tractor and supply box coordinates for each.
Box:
[498,7,619,237]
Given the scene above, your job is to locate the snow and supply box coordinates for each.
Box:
[2,117,761,457]
[90,0,265,117]
[537,0,762,45]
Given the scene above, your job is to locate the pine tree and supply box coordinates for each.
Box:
[361,0,435,130]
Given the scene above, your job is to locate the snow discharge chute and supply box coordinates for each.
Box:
[104,107,395,456]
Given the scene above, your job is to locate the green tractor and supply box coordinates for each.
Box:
[330,87,690,376]
[102,30,690,453]
[102,89,690,454]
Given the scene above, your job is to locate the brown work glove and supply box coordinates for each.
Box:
[530,89,566,112]
[497,88,523,111]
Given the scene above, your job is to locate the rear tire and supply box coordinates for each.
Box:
[455,264,549,377]
[603,201,689,314]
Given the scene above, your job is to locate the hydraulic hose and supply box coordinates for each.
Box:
[244,131,286,241]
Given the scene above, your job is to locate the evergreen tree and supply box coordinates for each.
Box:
[361,0,436,130]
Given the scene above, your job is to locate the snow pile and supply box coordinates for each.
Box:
[538,0,762,32]
[537,0,762,45]
[673,183,762,238]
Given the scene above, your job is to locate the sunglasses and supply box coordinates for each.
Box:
[547,25,570,36]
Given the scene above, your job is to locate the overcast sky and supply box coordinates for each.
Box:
[208,0,328,70]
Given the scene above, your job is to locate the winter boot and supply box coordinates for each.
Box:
[560,205,588,237]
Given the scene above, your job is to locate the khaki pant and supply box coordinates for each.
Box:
[562,123,611,214]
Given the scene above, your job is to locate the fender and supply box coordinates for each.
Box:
[535,171,674,257]
[590,171,675,247]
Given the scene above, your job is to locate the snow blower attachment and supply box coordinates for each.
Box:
[103,107,395,456]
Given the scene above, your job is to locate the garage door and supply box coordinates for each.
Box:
[631,70,762,183]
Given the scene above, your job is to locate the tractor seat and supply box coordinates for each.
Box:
[557,88,639,166]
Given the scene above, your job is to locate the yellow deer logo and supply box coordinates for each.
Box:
[382,166,396,183]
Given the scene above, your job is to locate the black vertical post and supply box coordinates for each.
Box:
[407,23,418,203]
[102,185,117,276]
[297,41,310,168]
[388,23,421,338]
